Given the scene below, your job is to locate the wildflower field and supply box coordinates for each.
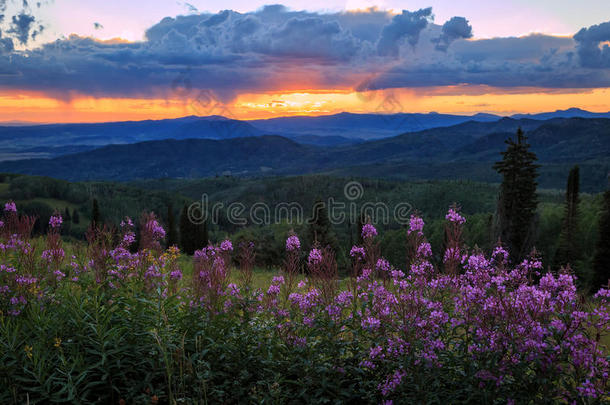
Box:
[1,201,609,404]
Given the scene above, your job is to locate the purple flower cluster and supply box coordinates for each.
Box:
[308,248,322,266]
[49,214,63,229]
[146,219,166,240]
[285,235,301,251]
[445,207,466,224]
[219,239,233,252]
[407,215,424,235]
[4,201,16,213]
[350,245,365,259]
[361,223,378,240]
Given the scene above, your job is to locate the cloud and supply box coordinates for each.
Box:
[1,0,45,45]
[184,2,198,13]
[377,8,432,57]
[94,22,103,30]
[0,6,608,101]
[8,12,35,44]
[433,17,472,51]
[361,33,605,91]
[574,21,610,68]
[0,30,13,54]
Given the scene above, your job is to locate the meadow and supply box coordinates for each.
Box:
[1,201,608,404]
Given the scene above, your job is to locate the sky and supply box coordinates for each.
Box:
[0,0,610,122]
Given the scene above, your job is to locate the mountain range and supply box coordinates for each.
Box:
[2,108,609,161]
[1,115,608,192]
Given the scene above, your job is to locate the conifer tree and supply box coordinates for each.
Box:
[555,166,581,270]
[493,128,540,262]
[308,198,338,252]
[592,190,610,291]
[166,204,178,247]
[91,198,101,227]
[72,209,80,224]
[179,204,209,255]
[63,207,72,222]
[180,204,195,255]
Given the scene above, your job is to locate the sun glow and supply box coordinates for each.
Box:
[2,87,610,123]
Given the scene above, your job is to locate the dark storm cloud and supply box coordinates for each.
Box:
[360,33,608,91]
[574,21,610,68]
[377,8,432,57]
[0,5,608,99]
[433,17,473,51]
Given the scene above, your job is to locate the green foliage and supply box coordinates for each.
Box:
[494,128,540,262]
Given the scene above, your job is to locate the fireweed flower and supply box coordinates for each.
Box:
[379,369,406,396]
[491,245,509,264]
[285,235,301,251]
[49,214,63,229]
[350,245,366,259]
[361,223,377,240]
[376,258,391,273]
[146,219,166,240]
[4,201,16,213]
[169,269,183,281]
[416,242,432,258]
[445,207,466,224]
[219,239,233,252]
[272,275,285,285]
[53,269,66,281]
[361,316,381,330]
[308,248,322,266]
[407,215,424,235]
[443,247,461,263]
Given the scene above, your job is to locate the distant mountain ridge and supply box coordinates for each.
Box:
[1,117,608,192]
[1,108,608,161]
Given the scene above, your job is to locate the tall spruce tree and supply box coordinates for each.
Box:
[555,166,581,270]
[180,204,195,255]
[63,207,72,222]
[179,204,209,255]
[72,209,80,224]
[592,190,610,291]
[91,198,101,227]
[308,198,338,252]
[166,204,178,248]
[493,128,540,262]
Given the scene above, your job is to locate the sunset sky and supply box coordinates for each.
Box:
[1,0,610,122]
